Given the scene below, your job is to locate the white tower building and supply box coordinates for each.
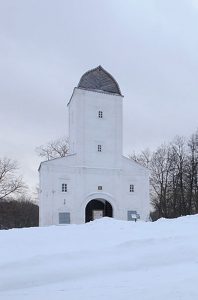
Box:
[39,66,150,225]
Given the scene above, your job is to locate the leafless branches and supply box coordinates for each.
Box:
[0,158,26,201]
[36,137,69,160]
[130,130,198,220]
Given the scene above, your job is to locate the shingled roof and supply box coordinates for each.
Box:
[78,66,122,95]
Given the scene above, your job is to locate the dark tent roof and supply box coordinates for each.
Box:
[78,66,122,95]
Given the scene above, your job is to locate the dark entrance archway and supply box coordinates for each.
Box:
[85,199,113,223]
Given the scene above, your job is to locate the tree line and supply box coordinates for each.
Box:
[0,157,38,229]
[1,131,198,228]
[0,197,39,229]
[131,130,198,220]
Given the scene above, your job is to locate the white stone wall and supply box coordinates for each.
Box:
[39,88,150,225]
[68,89,123,168]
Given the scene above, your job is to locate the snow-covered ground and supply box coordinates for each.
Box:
[0,216,198,300]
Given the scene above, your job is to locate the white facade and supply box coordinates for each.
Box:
[39,66,150,225]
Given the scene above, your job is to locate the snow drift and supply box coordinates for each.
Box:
[0,216,198,300]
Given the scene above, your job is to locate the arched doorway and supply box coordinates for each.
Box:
[85,199,113,222]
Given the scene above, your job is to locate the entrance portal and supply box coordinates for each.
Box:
[85,199,113,222]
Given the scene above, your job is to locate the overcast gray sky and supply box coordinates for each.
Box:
[0,0,198,193]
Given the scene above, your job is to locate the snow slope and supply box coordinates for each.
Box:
[0,216,198,300]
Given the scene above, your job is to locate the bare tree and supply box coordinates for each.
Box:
[151,144,177,218]
[186,132,198,213]
[129,148,152,168]
[0,158,26,200]
[36,136,69,160]
[129,130,198,220]
[170,136,188,216]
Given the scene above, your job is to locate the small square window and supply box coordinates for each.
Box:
[98,111,103,118]
[98,186,102,190]
[62,183,67,192]
[130,184,134,192]
[98,145,102,152]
